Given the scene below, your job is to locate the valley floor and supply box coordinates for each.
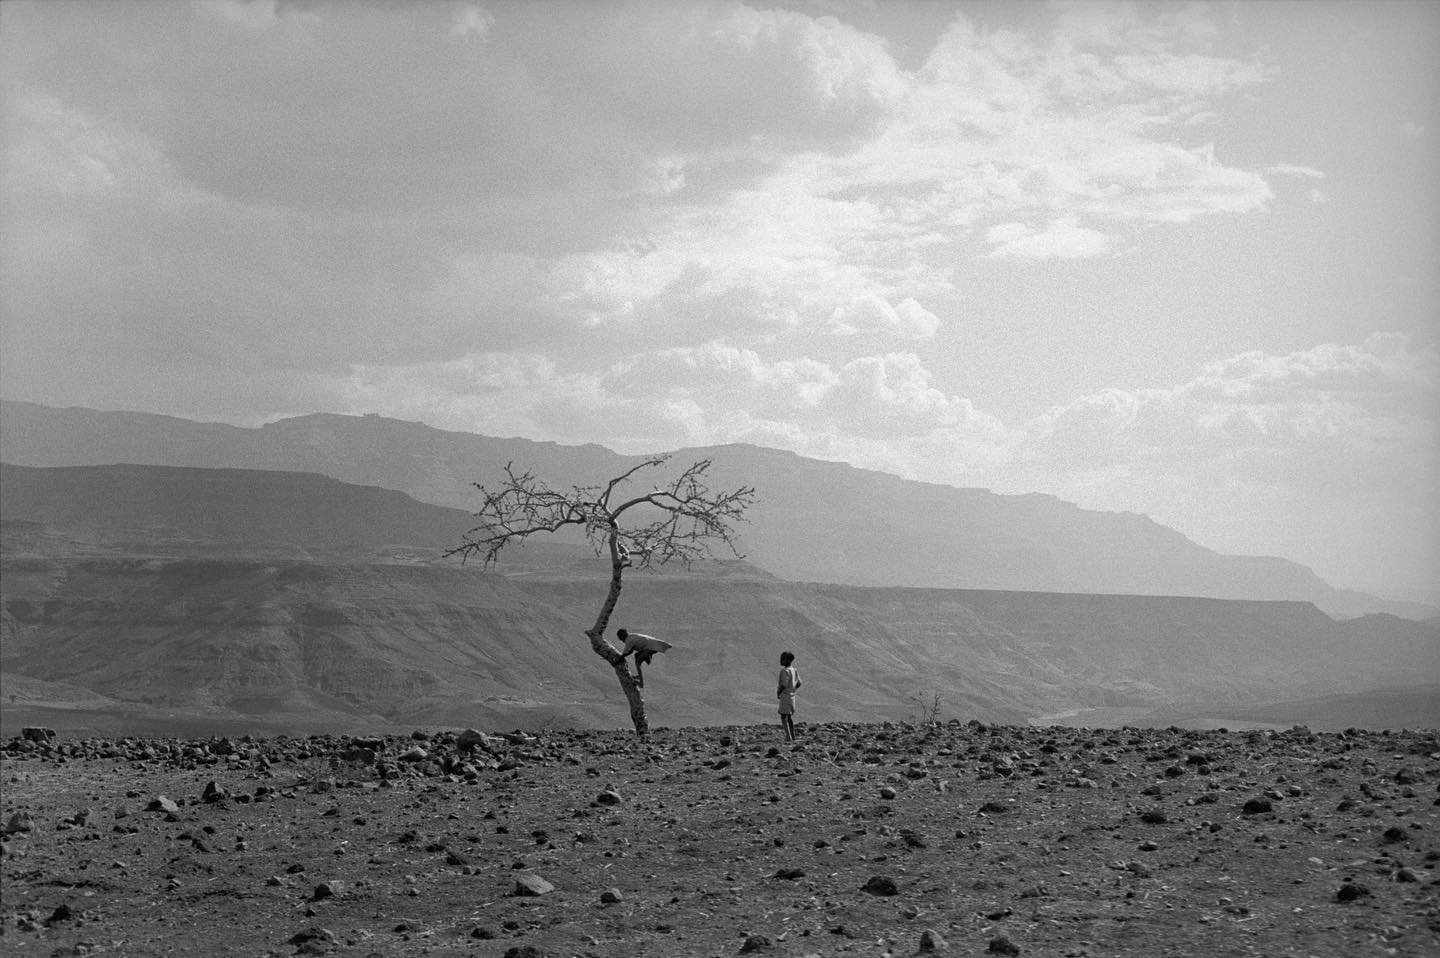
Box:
[2,721,1438,957]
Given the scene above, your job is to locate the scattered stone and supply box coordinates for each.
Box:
[3,811,34,835]
[513,873,556,896]
[309,880,343,901]
[1335,882,1372,903]
[918,927,949,951]
[502,947,546,958]
[861,874,898,896]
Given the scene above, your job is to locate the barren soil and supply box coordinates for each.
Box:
[3,722,1438,957]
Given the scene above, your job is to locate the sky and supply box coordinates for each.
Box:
[1,0,1436,604]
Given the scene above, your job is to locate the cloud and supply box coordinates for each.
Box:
[193,0,316,31]
[1265,164,1324,179]
[986,218,1111,259]
[449,4,493,40]
[1020,333,1439,490]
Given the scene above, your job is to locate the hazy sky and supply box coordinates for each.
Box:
[1,0,1436,602]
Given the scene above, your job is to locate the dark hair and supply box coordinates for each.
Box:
[616,628,629,639]
[780,651,795,666]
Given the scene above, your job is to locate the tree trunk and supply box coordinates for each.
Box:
[585,542,649,736]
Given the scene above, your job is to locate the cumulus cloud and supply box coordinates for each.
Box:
[449,4,493,40]
[986,218,1111,259]
[1019,333,1439,491]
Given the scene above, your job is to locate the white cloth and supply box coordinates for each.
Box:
[621,632,672,657]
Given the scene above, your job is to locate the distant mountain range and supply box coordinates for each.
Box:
[0,400,1427,619]
[2,443,1436,734]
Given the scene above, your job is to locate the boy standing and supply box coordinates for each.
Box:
[777,651,801,741]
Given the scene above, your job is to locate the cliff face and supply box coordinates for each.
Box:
[4,554,1435,734]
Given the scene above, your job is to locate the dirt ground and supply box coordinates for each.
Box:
[2,721,1437,957]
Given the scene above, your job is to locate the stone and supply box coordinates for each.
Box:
[1335,882,1371,903]
[861,874,898,896]
[918,927,949,952]
[458,729,497,752]
[513,873,556,896]
[310,880,343,900]
[3,811,35,835]
[502,947,546,958]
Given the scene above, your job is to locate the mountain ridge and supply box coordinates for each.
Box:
[0,399,1428,618]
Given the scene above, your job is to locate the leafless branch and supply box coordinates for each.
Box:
[445,456,756,571]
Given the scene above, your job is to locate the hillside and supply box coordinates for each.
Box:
[0,462,475,561]
[1,400,1423,618]
[3,553,1435,737]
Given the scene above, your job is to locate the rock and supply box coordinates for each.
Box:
[289,926,335,942]
[309,880,343,901]
[880,786,898,800]
[599,887,623,904]
[513,873,556,896]
[596,788,622,806]
[21,727,55,743]
[1335,882,1371,902]
[147,796,180,815]
[458,728,497,752]
[772,867,806,880]
[987,935,1021,955]
[502,947,546,958]
[398,746,428,763]
[739,934,773,953]
[861,874,898,896]
[1241,797,1273,815]
[201,781,229,803]
[918,927,949,951]
[3,811,35,835]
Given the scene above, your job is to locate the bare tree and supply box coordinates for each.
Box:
[447,455,756,736]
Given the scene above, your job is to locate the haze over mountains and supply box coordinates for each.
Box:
[1,400,1436,736]
[0,400,1424,619]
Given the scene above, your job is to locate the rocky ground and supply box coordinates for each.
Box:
[2,721,1438,957]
